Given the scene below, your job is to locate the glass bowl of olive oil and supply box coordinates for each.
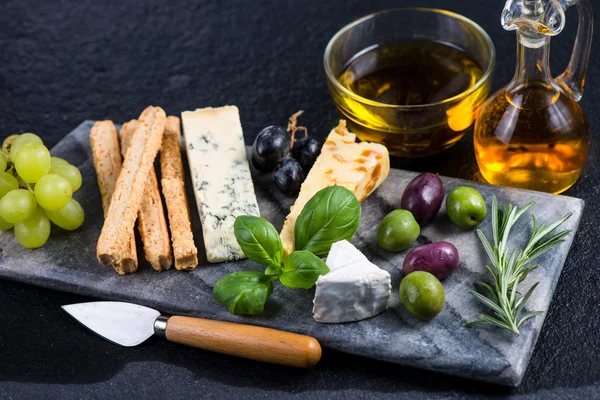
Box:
[324,8,495,157]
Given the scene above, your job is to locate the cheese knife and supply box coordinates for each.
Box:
[62,301,322,368]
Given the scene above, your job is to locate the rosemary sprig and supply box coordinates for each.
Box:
[465,196,572,335]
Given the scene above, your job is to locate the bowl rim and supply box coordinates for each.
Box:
[323,7,496,109]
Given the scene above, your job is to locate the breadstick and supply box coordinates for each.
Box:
[160,116,198,270]
[97,106,166,269]
[120,120,173,271]
[89,121,138,274]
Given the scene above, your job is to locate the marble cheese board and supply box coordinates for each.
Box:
[0,121,584,386]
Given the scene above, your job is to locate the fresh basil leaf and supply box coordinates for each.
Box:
[213,271,274,315]
[280,250,330,289]
[264,264,282,276]
[234,215,283,272]
[294,186,361,258]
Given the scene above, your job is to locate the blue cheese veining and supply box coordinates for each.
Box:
[181,106,260,263]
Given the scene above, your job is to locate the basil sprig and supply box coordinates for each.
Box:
[294,186,361,257]
[234,216,283,275]
[213,186,361,315]
[213,271,274,315]
[280,251,330,289]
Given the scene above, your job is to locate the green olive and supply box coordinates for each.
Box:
[399,271,444,320]
[377,210,420,252]
[446,186,487,230]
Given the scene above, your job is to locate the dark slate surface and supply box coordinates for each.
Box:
[0,0,599,399]
[0,120,584,387]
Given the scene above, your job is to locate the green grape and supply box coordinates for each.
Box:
[0,215,13,230]
[0,172,19,199]
[45,198,84,230]
[49,164,82,192]
[0,189,37,223]
[2,134,20,156]
[9,133,42,161]
[34,174,72,211]
[14,206,51,249]
[51,156,69,167]
[0,153,7,172]
[14,142,51,183]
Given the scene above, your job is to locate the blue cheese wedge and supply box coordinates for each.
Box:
[313,240,391,323]
[181,106,260,263]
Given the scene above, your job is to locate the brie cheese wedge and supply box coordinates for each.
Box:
[313,240,391,323]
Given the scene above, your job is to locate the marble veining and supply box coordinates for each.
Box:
[0,121,584,386]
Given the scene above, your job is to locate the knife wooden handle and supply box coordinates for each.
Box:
[164,316,322,368]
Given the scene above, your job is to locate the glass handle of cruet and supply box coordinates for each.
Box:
[556,0,594,102]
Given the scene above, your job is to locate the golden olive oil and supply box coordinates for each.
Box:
[338,40,484,106]
[335,40,487,157]
[474,84,589,194]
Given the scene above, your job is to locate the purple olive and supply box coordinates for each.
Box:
[401,173,444,226]
[402,242,459,280]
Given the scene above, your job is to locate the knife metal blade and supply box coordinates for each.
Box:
[62,301,160,347]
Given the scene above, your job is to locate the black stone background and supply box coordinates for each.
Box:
[0,0,598,398]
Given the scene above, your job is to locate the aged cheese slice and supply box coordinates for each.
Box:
[280,120,390,257]
[181,106,260,263]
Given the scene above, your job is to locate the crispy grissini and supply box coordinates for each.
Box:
[89,120,138,274]
[96,106,166,271]
[160,116,198,270]
[120,120,173,271]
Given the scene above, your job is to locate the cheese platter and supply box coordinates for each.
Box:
[0,114,583,387]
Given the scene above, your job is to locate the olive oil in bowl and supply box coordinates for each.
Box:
[331,39,490,157]
[324,9,495,156]
[338,40,484,107]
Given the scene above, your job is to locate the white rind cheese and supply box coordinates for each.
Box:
[181,106,260,263]
[313,240,391,323]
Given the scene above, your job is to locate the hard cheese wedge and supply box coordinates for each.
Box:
[313,240,391,323]
[181,106,260,263]
[280,120,390,257]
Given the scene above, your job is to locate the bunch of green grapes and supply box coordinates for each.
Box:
[0,133,84,248]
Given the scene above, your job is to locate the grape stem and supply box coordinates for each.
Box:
[287,110,308,149]
[17,175,34,193]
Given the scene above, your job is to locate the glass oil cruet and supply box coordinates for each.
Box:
[474,0,593,194]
